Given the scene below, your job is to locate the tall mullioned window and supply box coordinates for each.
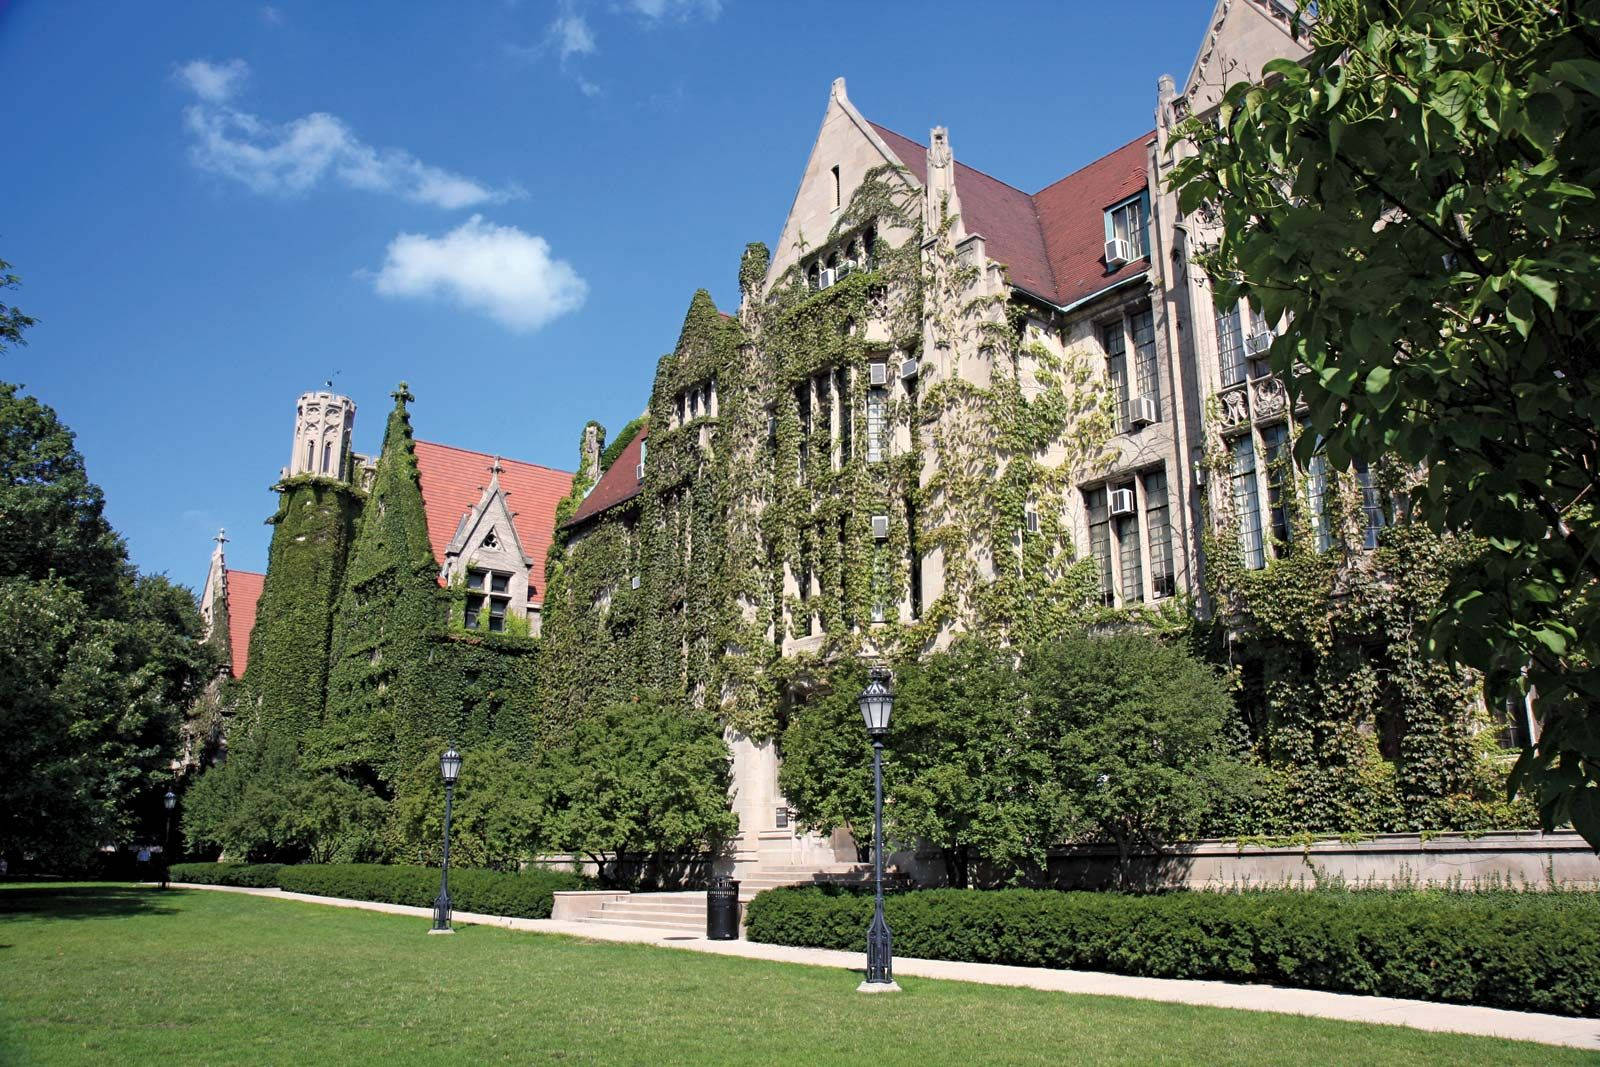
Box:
[1085,486,1113,605]
[796,383,811,484]
[1355,461,1387,549]
[1261,423,1292,555]
[1231,435,1265,569]
[1116,488,1143,604]
[1102,322,1129,429]
[1144,468,1175,598]
[1216,304,1246,387]
[866,382,887,462]
[1131,308,1160,413]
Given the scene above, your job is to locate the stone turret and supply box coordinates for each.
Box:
[287,390,356,481]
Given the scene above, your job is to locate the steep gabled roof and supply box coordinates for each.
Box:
[1033,131,1154,307]
[224,569,264,680]
[870,123,1059,301]
[413,441,573,606]
[566,427,648,528]
[868,121,1154,308]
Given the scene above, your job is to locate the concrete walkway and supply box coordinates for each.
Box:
[170,883,1599,1051]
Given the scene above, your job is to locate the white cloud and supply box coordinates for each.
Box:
[175,58,249,104]
[626,0,722,20]
[550,11,596,61]
[177,59,520,209]
[260,5,284,26]
[371,215,587,333]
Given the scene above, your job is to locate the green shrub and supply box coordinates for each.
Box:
[277,863,588,919]
[168,862,285,888]
[744,885,1600,1017]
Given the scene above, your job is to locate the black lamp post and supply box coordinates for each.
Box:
[160,790,177,890]
[431,746,462,935]
[857,669,899,992]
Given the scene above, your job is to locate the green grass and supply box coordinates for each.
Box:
[0,883,1588,1066]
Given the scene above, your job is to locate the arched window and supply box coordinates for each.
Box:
[322,441,333,473]
[305,442,314,470]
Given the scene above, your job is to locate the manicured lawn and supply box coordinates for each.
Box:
[0,883,1585,1066]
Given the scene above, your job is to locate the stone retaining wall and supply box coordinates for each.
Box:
[898,831,1599,890]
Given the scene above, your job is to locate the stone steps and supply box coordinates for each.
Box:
[568,864,879,933]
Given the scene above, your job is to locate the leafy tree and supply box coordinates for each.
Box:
[776,661,876,856]
[891,640,1071,886]
[1169,0,1600,844]
[0,257,36,354]
[183,733,386,864]
[0,381,128,602]
[0,573,216,867]
[548,697,739,886]
[0,370,217,869]
[1027,633,1241,883]
[390,742,550,871]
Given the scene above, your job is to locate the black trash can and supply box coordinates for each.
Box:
[706,876,740,940]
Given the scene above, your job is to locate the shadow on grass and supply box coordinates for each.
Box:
[0,885,180,924]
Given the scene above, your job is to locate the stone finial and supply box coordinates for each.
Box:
[214,527,228,547]
[1158,73,1176,97]
[831,77,848,103]
[489,455,505,477]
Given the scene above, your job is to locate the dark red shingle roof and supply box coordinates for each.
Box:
[566,427,648,528]
[869,122,1154,307]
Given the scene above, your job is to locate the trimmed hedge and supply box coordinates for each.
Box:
[744,886,1600,1018]
[276,864,587,919]
[168,862,285,888]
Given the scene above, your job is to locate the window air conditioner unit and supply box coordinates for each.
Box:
[871,514,891,539]
[1243,330,1274,357]
[818,267,837,290]
[631,575,640,590]
[1105,237,1133,267]
[868,362,889,386]
[1129,395,1158,426]
[900,357,919,380]
[635,462,645,481]
[1193,460,1207,487]
[1109,487,1137,516]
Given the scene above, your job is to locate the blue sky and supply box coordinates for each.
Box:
[3,0,1207,589]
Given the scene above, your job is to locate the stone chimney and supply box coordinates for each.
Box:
[581,422,605,481]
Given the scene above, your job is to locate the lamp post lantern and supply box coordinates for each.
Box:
[857,668,900,992]
[431,746,462,934]
[160,789,177,890]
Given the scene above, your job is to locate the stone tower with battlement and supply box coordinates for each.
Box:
[286,390,356,481]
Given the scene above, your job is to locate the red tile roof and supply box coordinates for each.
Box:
[566,427,648,528]
[869,123,1154,308]
[413,440,574,606]
[225,569,264,679]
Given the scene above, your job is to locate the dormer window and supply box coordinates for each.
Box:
[464,566,512,632]
[1104,192,1150,265]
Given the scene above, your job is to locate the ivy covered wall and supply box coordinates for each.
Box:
[237,476,359,742]
[212,383,542,837]
[539,165,1126,741]
[1198,424,1530,835]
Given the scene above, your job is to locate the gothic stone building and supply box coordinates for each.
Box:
[204,2,1362,875]
[541,2,1336,875]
